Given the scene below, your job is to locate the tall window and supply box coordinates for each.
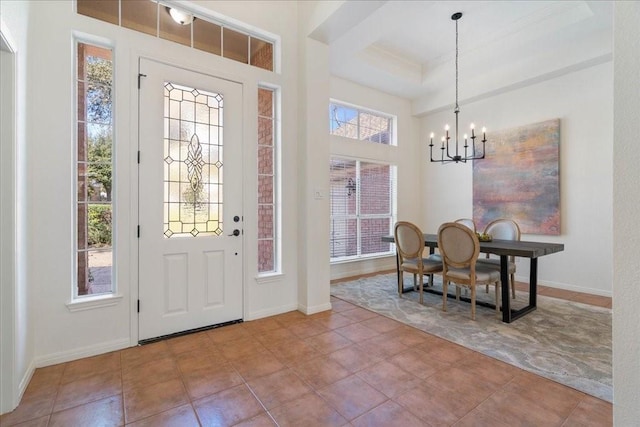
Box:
[76,42,113,296]
[329,101,397,261]
[258,87,278,273]
[330,159,396,260]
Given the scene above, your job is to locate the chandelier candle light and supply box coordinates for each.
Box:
[429,12,487,164]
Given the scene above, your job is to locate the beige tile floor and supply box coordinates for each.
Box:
[1,286,612,426]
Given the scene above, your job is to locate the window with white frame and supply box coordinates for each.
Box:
[257,86,279,273]
[329,102,394,145]
[75,41,114,297]
[330,158,396,261]
[329,100,397,261]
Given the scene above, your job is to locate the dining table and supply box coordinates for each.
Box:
[381,234,565,323]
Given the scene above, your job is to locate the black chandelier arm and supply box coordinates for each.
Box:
[429,133,486,163]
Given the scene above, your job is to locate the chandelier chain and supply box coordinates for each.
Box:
[455,17,459,110]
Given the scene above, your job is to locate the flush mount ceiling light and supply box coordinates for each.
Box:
[429,12,487,164]
[168,7,195,25]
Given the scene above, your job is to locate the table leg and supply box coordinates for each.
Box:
[506,257,538,322]
[396,251,401,294]
[500,255,511,323]
[529,257,538,307]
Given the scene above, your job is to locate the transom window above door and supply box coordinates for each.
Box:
[76,0,275,72]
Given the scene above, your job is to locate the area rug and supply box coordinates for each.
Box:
[330,273,612,402]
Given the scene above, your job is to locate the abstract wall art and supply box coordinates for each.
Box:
[473,119,560,235]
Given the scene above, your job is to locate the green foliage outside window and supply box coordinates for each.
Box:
[87,134,113,201]
[88,204,112,247]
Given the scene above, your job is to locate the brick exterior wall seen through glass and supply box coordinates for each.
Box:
[330,159,394,260]
[258,88,276,272]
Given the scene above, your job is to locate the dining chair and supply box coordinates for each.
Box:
[437,222,501,320]
[453,218,476,296]
[454,218,476,232]
[477,218,520,299]
[394,221,443,304]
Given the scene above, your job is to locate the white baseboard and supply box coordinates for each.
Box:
[244,303,299,321]
[515,275,612,298]
[34,338,132,368]
[1,359,37,415]
[299,302,332,315]
[14,359,35,411]
[330,257,396,281]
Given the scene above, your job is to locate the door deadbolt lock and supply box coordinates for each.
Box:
[233,216,240,223]
[228,229,240,236]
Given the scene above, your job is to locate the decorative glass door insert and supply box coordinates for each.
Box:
[163,82,224,238]
[138,59,243,341]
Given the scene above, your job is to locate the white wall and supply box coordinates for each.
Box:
[612,2,640,423]
[0,42,16,413]
[421,62,613,296]
[295,36,332,313]
[0,2,36,413]
[328,77,421,280]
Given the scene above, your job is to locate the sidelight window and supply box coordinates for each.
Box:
[76,41,114,297]
[257,87,279,273]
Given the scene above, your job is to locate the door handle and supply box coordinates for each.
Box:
[228,229,240,236]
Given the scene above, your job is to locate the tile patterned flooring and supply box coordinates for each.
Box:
[2,286,612,426]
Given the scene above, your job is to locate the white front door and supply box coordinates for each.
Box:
[138,58,243,341]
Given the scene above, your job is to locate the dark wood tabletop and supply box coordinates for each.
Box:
[381,234,564,258]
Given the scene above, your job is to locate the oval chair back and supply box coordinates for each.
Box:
[485,219,520,241]
[394,221,442,304]
[454,218,476,233]
[481,218,521,298]
[394,221,424,263]
[437,222,500,320]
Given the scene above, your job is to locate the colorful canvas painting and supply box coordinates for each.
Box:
[473,119,560,235]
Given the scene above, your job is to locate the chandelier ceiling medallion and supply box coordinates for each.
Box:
[429,12,487,164]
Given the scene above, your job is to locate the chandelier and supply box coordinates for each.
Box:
[429,12,487,164]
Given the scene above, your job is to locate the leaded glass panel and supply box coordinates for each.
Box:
[163,82,224,238]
